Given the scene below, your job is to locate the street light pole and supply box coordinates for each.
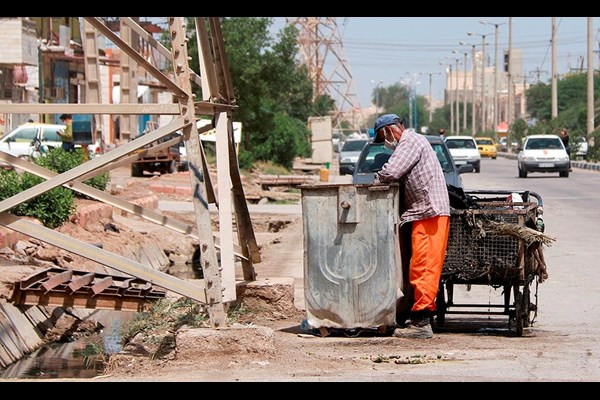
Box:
[419,72,441,124]
[460,41,478,135]
[371,79,383,118]
[454,57,461,134]
[468,31,492,132]
[440,62,454,134]
[480,20,507,129]
[462,51,468,134]
[448,54,461,134]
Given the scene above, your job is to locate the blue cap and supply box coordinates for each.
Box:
[373,114,402,143]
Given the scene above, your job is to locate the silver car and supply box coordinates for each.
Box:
[338,138,368,175]
[352,135,473,187]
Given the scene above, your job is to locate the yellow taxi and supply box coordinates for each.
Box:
[475,137,498,159]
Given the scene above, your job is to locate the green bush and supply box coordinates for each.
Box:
[0,148,108,229]
[0,169,75,229]
[34,148,110,194]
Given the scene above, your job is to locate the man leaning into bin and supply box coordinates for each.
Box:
[372,113,450,339]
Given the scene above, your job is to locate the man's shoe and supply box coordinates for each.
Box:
[393,322,433,339]
[393,311,434,339]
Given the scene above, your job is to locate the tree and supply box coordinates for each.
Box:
[186,17,318,170]
[526,73,600,127]
[370,81,431,132]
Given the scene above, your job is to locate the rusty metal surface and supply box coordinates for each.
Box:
[301,184,401,330]
[12,267,166,312]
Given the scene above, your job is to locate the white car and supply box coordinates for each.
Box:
[517,134,570,178]
[444,135,481,173]
[0,122,101,167]
[574,137,588,159]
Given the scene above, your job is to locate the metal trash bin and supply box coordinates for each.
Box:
[300,183,403,330]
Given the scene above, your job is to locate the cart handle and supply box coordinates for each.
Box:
[464,189,543,207]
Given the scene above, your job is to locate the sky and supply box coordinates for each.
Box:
[270,17,599,113]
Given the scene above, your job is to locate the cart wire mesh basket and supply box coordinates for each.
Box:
[443,192,552,287]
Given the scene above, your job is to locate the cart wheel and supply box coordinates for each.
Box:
[514,291,524,337]
[435,281,446,326]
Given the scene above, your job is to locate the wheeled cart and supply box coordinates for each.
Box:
[437,190,552,336]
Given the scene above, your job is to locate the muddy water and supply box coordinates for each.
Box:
[0,310,136,379]
[0,262,200,380]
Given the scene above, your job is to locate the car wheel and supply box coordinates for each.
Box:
[131,163,143,177]
[167,159,177,174]
[559,170,569,178]
[518,168,527,178]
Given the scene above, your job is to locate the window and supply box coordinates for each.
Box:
[432,143,452,172]
[42,127,61,142]
[11,127,37,142]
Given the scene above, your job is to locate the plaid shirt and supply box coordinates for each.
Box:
[374,129,450,225]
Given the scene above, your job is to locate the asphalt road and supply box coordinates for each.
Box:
[108,156,600,381]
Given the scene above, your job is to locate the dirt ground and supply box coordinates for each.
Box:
[0,166,580,382]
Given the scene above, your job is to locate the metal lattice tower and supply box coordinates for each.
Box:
[285,17,367,133]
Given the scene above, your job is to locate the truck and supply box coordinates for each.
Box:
[130,122,188,177]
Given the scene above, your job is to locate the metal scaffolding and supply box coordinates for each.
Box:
[0,17,260,328]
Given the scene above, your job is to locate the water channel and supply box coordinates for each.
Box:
[0,261,202,380]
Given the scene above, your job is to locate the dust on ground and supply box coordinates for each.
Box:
[0,166,563,382]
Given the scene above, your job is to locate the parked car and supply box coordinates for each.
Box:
[332,131,345,153]
[338,138,368,175]
[352,135,473,187]
[517,134,570,178]
[475,137,497,159]
[444,135,481,173]
[498,137,508,152]
[574,136,588,159]
[0,122,101,168]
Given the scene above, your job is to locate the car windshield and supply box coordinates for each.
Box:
[446,139,476,149]
[476,139,493,145]
[356,141,453,174]
[341,140,367,152]
[525,137,563,150]
[356,145,393,173]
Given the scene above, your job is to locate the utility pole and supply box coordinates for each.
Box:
[441,62,454,134]
[462,52,468,134]
[551,17,558,119]
[371,79,383,118]
[419,72,441,124]
[468,31,492,132]
[460,42,478,135]
[452,54,467,135]
[507,18,513,127]
[480,20,506,129]
[285,17,367,132]
[454,57,461,134]
[588,17,595,135]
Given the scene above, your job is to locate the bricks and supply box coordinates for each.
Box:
[76,202,113,229]
[0,196,160,250]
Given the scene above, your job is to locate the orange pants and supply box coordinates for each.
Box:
[409,215,450,313]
